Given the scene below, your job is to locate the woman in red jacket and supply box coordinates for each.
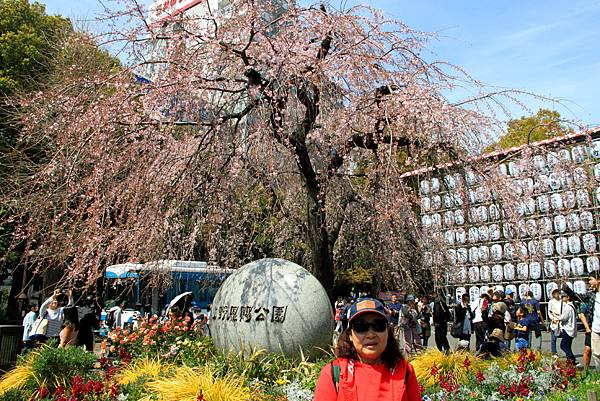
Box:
[314,298,422,401]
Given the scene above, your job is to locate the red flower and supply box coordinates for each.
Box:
[463,356,471,369]
[475,371,485,383]
[430,365,439,376]
[36,387,49,399]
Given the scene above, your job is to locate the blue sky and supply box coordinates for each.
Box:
[44,0,600,127]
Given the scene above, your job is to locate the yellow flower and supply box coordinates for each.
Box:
[275,378,287,385]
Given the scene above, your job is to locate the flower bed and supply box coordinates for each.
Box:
[1,321,597,401]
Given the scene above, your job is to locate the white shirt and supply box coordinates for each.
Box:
[22,311,37,340]
[548,298,562,329]
[560,302,577,338]
[470,299,484,323]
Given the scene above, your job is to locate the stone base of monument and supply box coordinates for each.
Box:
[211,258,333,358]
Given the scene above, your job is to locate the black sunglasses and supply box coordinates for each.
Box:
[351,319,388,334]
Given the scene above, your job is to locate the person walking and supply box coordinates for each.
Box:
[77,296,101,352]
[471,293,489,352]
[521,291,544,350]
[22,304,38,350]
[418,304,432,347]
[313,298,421,401]
[547,288,562,355]
[454,293,474,349]
[401,295,421,355]
[587,271,600,369]
[387,294,403,343]
[432,291,451,352]
[556,291,578,365]
[59,306,79,348]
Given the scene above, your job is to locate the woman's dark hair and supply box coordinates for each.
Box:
[63,306,80,330]
[335,325,403,369]
[169,305,181,319]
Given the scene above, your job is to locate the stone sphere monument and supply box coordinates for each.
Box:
[211,258,333,358]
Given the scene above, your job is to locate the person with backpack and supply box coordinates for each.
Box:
[314,298,421,401]
[554,291,578,365]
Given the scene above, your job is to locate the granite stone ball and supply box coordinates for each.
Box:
[211,258,333,358]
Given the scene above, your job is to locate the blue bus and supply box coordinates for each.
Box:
[104,260,234,318]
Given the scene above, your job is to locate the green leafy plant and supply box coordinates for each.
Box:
[29,345,97,390]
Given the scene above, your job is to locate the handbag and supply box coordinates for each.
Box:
[504,321,516,341]
[30,312,48,338]
[450,321,463,338]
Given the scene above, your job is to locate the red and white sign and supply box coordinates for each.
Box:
[148,0,205,24]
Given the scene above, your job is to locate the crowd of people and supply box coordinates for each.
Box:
[21,291,213,352]
[333,270,600,368]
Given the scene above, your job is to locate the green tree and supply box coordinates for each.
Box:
[0,0,71,95]
[486,108,573,151]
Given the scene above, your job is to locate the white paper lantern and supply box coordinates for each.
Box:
[479,246,490,263]
[529,262,541,280]
[503,223,515,240]
[420,180,430,194]
[558,258,571,277]
[535,174,549,193]
[480,265,491,282]
[503,263,515,280]
[547,152,559,167]
[431,213,442,228]
[468,227,479,243]
[456,228,467,244]
[444,174,456,190]
[544,260,557,278]
[571,257,584,276]
[574,280,587,295]
[455,287,466,304]
[490,244,503,261]
[542,238,554,256]
[568,235,581,254]
[467,190,477,204]
[573,167,587,186]
[548,173,561,191]
[546,282,559,298]
[560,171,574,188]
[516,242,528,258]
[564,191,576,209]
[566,212,581,232]
[498,163,508,175]
[421,215,432,227]
[550,193,564,211]
[503,243,514,259]
[478,226,490,242]
[580,211,594,230]
[539,217,554,235]
[554,215,567,234]
[469,247,480,264]
[526,219,538,237]
[489,224,501,241]
[537,194,550,213]
[571,145,586,163]
[532,154,545,170]
[443,194,453,209]
[492,264,504,282]
[591,141,600,159]
[530,283,542,301]
[454,209,465,225]
[447,249,457,265]
[524,197,536,215]
[556,237,569,256]
[457,248,468,264]
[559,148,572,162]
[516,263,529,280]
[577,189,591,208]
[469,286,481,300]
[518,284,529,301]
[508,161,520,176]
[515,201,525,216]
[431,195,442,210]
[468,266,480,283]
[444,211,455,227]
[431,177,440,193]
[517,220,528,237]
[480,285,490,296]
[528,240,540,256]
[453,193,464,207]
[583,233,597,253]
[587,256,600,272]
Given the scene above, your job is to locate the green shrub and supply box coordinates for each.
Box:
[29,346,97,389]
[0,388,27,401]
